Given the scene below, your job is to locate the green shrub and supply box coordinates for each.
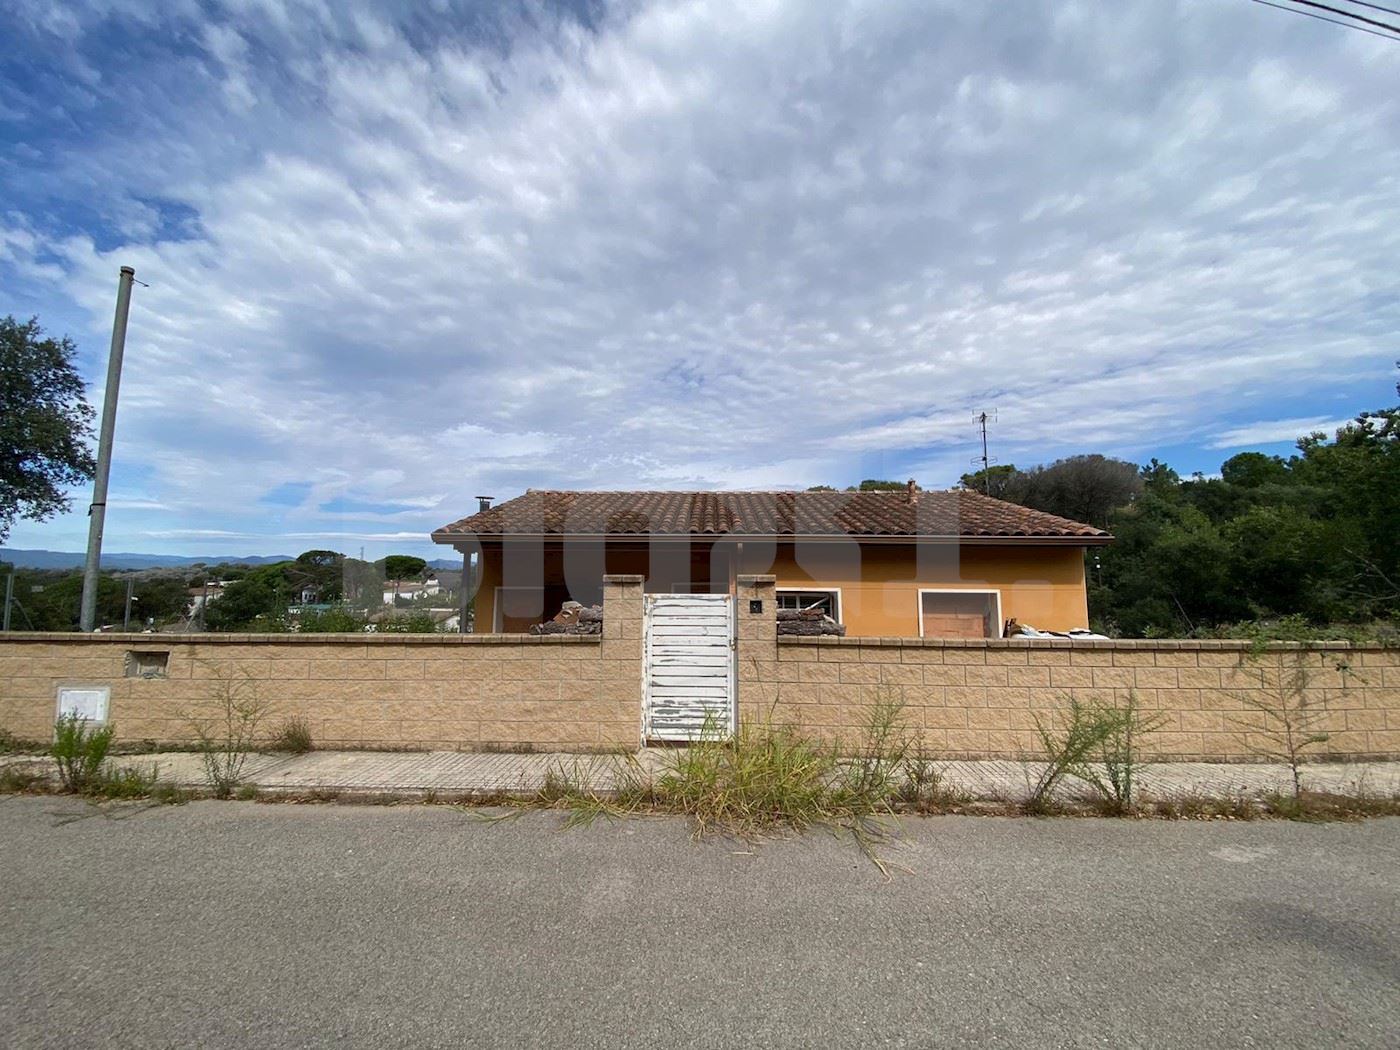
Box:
[51,714,115,793]
[1025,699,1130,814]
[187,672,274,798]
[1084,692,1166,814]
[297,608,369,633]
[92,763,160,799]
[1232,652,1334,797]
[376,611,441,634]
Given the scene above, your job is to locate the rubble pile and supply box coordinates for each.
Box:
[530,601,604,635]
[776,607,846,636]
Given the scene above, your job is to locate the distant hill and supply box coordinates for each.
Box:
[2,549,463,571]
[0,549,295,570]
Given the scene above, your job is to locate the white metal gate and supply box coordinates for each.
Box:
[643,593,735,742]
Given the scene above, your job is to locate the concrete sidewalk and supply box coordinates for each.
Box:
[6,748,1399,801]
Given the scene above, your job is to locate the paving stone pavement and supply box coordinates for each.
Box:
[5,749,1399,800]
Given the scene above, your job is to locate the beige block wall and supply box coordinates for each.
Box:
[738,577,1400,763]
[0,575,645,753]
[6,573,1394,763]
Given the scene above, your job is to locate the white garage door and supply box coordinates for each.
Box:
[643,593,735,742]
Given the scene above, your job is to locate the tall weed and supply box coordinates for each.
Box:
[51,713,114,793]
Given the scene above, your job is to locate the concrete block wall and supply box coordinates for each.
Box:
[769,637,1399,762]
[741,577,1400,762]
[3,572,1395,761]
[0,575,646,753]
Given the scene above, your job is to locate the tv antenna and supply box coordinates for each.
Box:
[971,410,998,494]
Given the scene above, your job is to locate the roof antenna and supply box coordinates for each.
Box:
[971,410,998,495]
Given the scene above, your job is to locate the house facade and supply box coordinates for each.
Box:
[432,486,1110,639]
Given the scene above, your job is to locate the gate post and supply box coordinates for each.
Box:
[601,574,645,748]
[735,574,777,729]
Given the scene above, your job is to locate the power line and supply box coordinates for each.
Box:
[1248,0,1400,40]
[1345,0,1400,19]
[1288,0,1400,33]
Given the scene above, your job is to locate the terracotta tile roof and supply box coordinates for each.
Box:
[432,490,1110,542]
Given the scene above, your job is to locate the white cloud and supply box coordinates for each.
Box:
[1,0,1397,555]
[1209,417,1355,449]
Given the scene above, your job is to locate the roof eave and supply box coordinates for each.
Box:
[431,530,1112,546]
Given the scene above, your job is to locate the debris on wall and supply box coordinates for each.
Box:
[530,601,603,635]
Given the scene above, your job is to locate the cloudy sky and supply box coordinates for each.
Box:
[2,0,1397,560]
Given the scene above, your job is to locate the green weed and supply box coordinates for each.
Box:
[51,714,115,793]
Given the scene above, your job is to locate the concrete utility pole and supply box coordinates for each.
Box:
[3,573,12,632]
[123,577,135,632]
[80,266,136,632]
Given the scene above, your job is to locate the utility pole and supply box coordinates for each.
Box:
[123,578,135,632]
[3,572,13,632]
[80,265,137,632]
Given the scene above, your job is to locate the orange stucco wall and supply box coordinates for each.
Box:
[468,539,1093,637]
[754,542,1089,636]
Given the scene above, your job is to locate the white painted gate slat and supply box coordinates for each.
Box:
[644,593,735,742]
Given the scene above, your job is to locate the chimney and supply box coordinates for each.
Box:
[905,478,918,504]
[475,495,493,513]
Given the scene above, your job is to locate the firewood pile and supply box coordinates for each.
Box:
[776,607,846,636]
[530,601,603,635]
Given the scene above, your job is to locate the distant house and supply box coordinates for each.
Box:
[432,569,463,593]
[186,580,230,615]
[431,486,1111,637]
[382,576,441,605]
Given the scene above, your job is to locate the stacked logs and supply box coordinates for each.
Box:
[776,607,846,636]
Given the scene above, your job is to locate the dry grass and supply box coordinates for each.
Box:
[515,698,945,875]
[268,717,314,755]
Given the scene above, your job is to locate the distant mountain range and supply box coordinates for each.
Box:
[0,549,462,571]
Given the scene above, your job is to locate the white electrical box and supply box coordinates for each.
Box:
[56,686,110,724]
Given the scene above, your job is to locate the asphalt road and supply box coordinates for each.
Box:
[1,798,1396,1049]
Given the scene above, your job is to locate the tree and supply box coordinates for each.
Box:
[0,316,95,542]
[22,572,124,630]
[1219,451,1288,488]
[382,554,427,580]
[204,564,289,630]
[131,575,197,624]
[959,464,1019,497]
[288,549,344,602]
[341,557,383,610]
[961,455,1142,529]
[1089,396,1400,635]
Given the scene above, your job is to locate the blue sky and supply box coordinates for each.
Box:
[2,0,1397,560]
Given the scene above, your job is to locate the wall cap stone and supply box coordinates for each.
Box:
[0,631,601,647]
[775,636,1385,652]
[736,574,777,585]
[602,574,645,584]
